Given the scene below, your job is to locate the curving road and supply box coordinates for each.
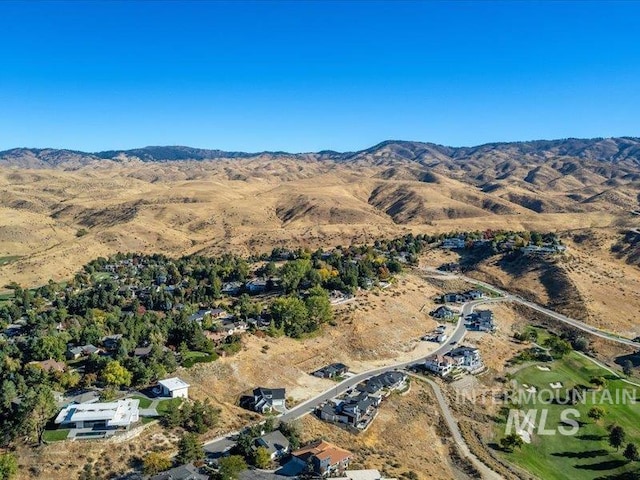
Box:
[205,296,501,455]
[410,373,503,480]
[423,267,640,349]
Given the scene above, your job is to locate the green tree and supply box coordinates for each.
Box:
[279,259,311,293]
[253,446,271,468]
[18,385,57,444]
[176,432,204,464]
[0,453,18,480]
[624,443,639,462]
[31,335,67,361]
[218,455,247,480]
[623,360,634,377]
[142,452,172,475]
[304,286,333,328]
[270,296,308,338]
[100,360,132,387]
[588,406,605,422]
[609,425,626,451]
[543,336,572,359]
[500,433,524,452]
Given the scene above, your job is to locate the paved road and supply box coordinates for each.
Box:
[423,267,640,349]
[410,373,504,480]
[205,296,501,455]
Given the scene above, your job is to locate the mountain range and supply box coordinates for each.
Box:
[1,136,639,287]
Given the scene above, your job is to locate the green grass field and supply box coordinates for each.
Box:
[130,395,152,409]
[42,429,70,442]
[496,352,640,479]
[156,398,182,415]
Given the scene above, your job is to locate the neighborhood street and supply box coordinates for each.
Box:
[423,267,640,349]
[205,296,500,455]
[206,267,639,465]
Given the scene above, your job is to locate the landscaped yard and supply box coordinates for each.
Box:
[43,429,69,442]
[130,395,152,409]
[496,351,640,479]
[156,398,183,415]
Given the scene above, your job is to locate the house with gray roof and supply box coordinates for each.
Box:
[255,429,291,460]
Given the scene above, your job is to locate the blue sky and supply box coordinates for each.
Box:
[1,0,639,152]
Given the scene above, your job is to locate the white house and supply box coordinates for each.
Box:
[158,377,190,399]
[425,355,455,377]
[447,346,483,371]
[54,398,140,431]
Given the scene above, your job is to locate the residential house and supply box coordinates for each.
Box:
[187,309,212,324]
[246,279,268,294]
[442,293,464,304]
[313,363,349,379]
[66,344,102,360]
[292,440,353,476]
[318,402,345,424]
[465,290,484,300]
[253,387,286,413]
[54,398,139,434]
[220,319,248,335]
[441,237,466,249]
[158,377,189,399]
[101,334,123,351]
[255,430,291,460]
[3,324,24,338]
[27,359,66,373]
[467,310,496,332]
[357,371,407,396]
[424,355,456,377]
[204,330,227,343]
[438,262,461,273]
[339,393,379,429]
[133,346,153,358]
[150,463,209,480]
[209,308,228,319]
[430,306,456,320]
[222,281,243,295]
[447,346,483,371]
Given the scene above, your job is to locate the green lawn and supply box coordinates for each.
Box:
[182,350,208,361]
[42,429,69,442]
[91,272,113,282]
[496,351,640,480]
[130,395,152,409]
[156,398,183,415]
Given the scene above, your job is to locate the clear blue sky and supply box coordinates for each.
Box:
[1,1,639,152]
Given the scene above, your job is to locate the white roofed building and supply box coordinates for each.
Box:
[158,377,190,399]
[54,398,140,432]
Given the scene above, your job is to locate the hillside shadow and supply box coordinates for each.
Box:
[594,469,640,480]
[615,352,640,368]
[575,460,628,471]
[552,449,608,459]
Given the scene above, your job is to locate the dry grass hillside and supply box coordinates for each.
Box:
[2,142,638,289]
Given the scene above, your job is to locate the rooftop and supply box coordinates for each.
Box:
[159,377,190,391]
[54,398,139,427]
[293,439,352,465]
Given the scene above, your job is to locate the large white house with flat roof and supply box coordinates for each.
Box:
[54,398,140,432]
[158,377,190,399]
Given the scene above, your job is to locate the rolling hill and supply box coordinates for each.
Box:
[1,137,639,287]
